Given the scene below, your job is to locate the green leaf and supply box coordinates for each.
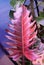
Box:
[10,0,16,7]
[20,0,24,3]
[10,0,24,7]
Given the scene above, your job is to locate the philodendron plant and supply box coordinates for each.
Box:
[5,5,44,65]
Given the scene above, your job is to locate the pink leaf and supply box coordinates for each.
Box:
[6,5,38,62]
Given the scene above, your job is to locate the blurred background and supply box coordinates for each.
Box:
[0,0,44,65]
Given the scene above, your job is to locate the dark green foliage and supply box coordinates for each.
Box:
[36,12,44,21]
[9,10,15,18]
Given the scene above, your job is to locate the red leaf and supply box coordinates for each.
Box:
[6,5,38,61]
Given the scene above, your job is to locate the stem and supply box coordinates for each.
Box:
[16,61,21,65]
[30,61,31,65]
[22,56,25,65]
